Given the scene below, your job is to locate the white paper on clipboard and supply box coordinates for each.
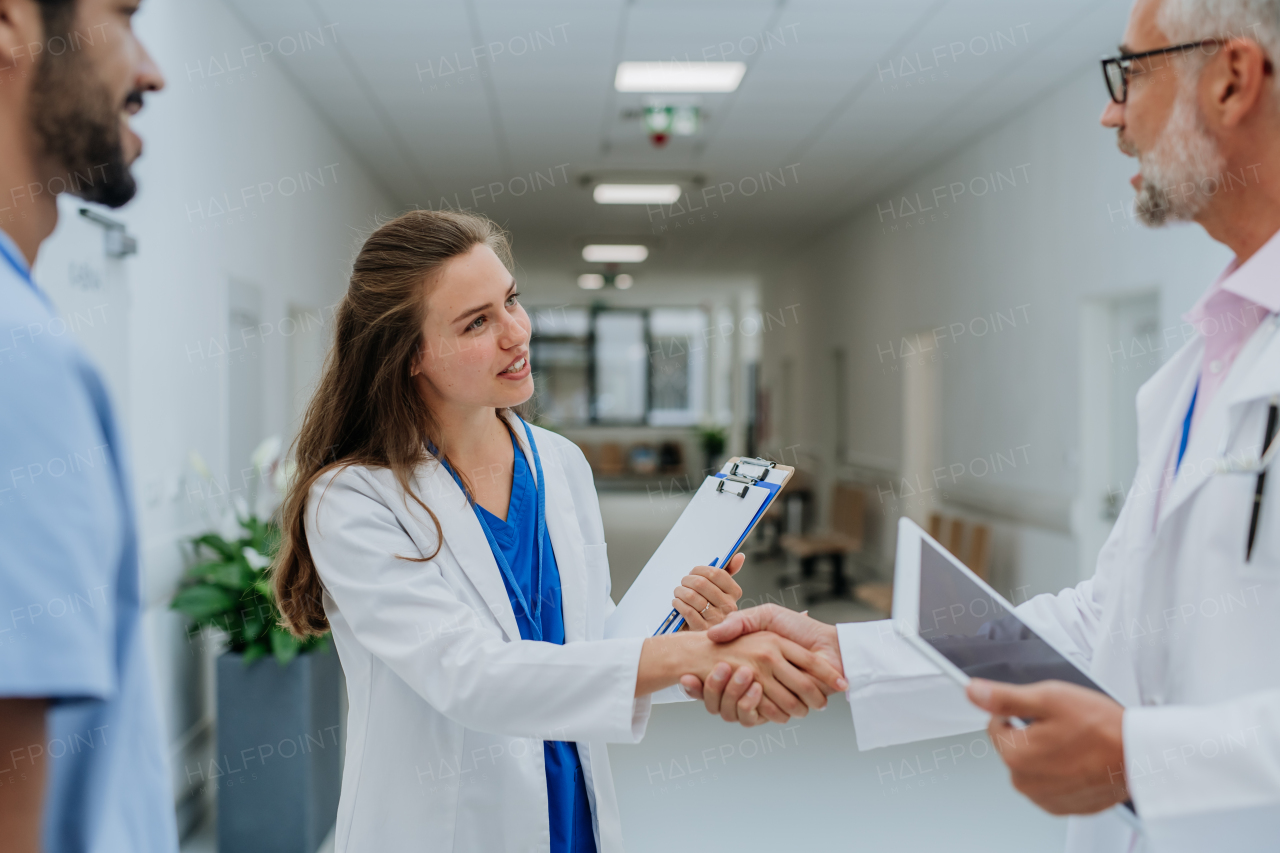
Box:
[604,475,770,640]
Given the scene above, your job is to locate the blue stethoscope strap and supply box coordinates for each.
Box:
[524,416,548,629]
[1176,379,1199,474]
[435,415,547,640]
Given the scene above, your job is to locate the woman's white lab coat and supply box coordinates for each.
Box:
[838,316,1280,853]
[306,411,668,853]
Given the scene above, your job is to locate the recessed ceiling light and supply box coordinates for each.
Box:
[593,184,682,205]
[615,274,634,290]
[614,61,746,93]
[582,244,649,263]
[577,274,605,290]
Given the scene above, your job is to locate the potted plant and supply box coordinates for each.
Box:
[172,440,341,853]
[696,424,728,475]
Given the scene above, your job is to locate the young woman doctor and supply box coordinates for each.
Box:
[273,210,846,853]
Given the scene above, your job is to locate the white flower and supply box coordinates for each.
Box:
[272,458,297,495]
[242,546,271,571]
[250,436,282,473]
[216,506,242,543]
[188,451,212,481]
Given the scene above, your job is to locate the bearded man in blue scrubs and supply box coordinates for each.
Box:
[0,1,173,851]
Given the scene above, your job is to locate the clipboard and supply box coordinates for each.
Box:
[603,457,793,640]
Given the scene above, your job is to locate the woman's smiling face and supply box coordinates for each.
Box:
[411,243,533,414]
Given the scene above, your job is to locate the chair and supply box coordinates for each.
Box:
[854,582,894,615]
[780,482,865,603]
[853,513,993,618]
[596,443,626,476]
[927,512,992,580]
[575,442,599,472]
[658,441,683,475]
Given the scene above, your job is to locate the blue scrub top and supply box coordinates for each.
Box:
[475,429,597,853]
[0,228,177,852]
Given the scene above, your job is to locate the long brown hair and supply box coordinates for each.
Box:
[273,209,512,636]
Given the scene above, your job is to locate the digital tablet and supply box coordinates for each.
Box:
[890,517,1141,828]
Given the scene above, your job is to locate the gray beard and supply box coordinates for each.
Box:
[1130,86,1225,227]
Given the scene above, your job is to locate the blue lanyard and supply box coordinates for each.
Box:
[1176,379,1199,474]
[0,236,35,288]
[437,417,548,640]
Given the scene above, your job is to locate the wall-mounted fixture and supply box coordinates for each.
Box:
[79,208,137,258]
[642,105,701,146]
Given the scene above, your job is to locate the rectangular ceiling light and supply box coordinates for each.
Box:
[614,61,746,93]
[582,244,649,263]
[593,183,682,205]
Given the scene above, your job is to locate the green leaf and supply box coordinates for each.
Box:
[185,559,230,582]
[297,633,331,656]
[243,608,266,641]
[208,559,253,591]
[171,585,237,622]
[241,642,269,667]
[193,533,239,562]
[252,576,276,601]
[270,627,301,667]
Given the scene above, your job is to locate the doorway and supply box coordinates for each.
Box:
[1077,291,1161,579]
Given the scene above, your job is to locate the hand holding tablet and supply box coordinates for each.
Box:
[891,518,1140,829]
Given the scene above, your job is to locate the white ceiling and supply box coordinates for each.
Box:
[223,0,1130,273]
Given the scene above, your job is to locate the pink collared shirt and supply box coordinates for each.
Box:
[1183,229,1280,431]
[1157,229,1280,510]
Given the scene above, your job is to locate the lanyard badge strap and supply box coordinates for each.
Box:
[434,417,547,638]
[521,417,547,628]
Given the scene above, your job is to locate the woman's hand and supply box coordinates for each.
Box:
[698,630,844,722]
[672,552,745,630]
[681,605,845,727]
[635,626,847,726]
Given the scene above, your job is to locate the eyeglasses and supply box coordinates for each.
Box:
[1101,39,1221,104]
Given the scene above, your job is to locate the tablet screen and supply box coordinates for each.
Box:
[917,538,1105,693]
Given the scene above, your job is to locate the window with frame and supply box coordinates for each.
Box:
[528,306,709,427]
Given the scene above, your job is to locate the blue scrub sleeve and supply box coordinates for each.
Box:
[0,332,117,701]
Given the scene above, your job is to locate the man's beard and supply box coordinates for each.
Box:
[29,46,137,209]
[1122,82,1225,227]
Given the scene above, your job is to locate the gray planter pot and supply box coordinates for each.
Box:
[215,650,342,853]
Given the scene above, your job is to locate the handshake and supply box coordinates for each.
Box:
[679,604,845,726]
[636,601,847,728]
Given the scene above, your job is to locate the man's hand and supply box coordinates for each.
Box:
[637,626,845,725]
[966,678,1129,816]
[679,604,846,727]
[702,630,845,721]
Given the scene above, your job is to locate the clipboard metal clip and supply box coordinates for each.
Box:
[716,473,756,498]
[729,457,776,480]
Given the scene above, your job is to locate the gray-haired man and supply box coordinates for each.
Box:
[686,0,1280,850]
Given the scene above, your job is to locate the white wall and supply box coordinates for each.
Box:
[758,61,1234,597]
[31,0,394,833]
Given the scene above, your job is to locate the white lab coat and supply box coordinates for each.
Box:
[839,315,1280,853]
[305,411,674,853]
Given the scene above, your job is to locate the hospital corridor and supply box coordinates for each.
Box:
[4,0,1277,852]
